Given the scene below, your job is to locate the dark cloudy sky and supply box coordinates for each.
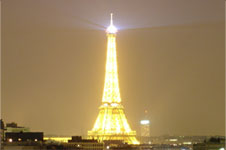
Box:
[2,0,225,136]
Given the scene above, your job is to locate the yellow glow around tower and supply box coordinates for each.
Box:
[88,14,139,145]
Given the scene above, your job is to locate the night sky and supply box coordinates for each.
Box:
[2,0,225,136]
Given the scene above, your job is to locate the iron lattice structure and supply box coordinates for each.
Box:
[88,14,139,145]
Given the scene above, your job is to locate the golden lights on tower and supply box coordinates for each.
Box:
[88,14,139,144]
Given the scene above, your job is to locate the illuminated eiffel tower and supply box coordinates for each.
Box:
[88,14,139,145]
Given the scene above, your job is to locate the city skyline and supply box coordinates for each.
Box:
[2,0,225,137]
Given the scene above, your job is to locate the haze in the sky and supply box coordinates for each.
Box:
[2,0,225,136]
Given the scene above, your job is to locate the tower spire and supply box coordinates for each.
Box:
[110,13,113,25]
[106,13,117,34]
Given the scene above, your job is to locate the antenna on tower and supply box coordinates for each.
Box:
[110,13,113,25]
[106,13,117,34]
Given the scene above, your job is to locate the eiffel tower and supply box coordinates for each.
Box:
[88,14,139,145]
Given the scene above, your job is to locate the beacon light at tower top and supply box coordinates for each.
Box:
[106,13,118,34]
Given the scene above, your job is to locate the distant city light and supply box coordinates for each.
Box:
[9,138,13,142]
[169,139,178,142]
[43,137,71,143]
[183,142,192,145]
[140,120,150,125]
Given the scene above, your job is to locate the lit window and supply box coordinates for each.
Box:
[140,120,150,125]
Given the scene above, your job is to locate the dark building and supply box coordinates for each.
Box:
[68,136,98,143]
[0,119,5,129]
[5,132,43,142]
[193,137,225,150]
[6,122,18,128]
[67,136,103,150]
[0,119,5,149]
